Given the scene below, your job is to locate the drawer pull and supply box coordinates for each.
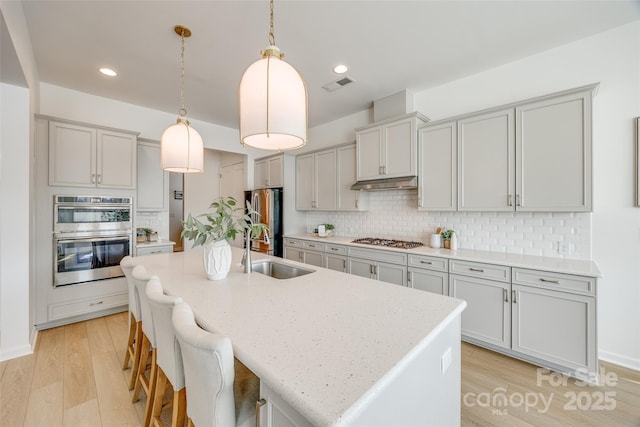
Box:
[503,289,509,302]
[469,268,485,272]
[540,278,560,284]
[420,260,433,265]
[330,247,339,251]
[512,290,517,304]
[90,300,104,306]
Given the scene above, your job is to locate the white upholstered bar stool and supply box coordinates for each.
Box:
[120,255,143,390]
[172,301,259,427]
[145,277,186,427]
[131,265,158,427]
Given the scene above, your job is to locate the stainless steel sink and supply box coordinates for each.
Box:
[251,260,314,279]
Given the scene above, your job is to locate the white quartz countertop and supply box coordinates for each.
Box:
[136,247,466,426]
[285,234,602,277]
[135,239,175,248]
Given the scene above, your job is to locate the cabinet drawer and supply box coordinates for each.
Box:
[284,238,303,248]
[137,244,173,256]
[303,241,325,251]
[512,268,596,296]
[325,244,347,256]
[49,292,128,321]
[408,254,448,272]
[450,260,510,282]
[348,246,407,265]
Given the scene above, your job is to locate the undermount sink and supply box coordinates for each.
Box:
[251,260,314,279]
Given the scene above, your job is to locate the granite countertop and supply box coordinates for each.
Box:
[136,247,466,426]
[135,239,176,248]
[284,234,602,277]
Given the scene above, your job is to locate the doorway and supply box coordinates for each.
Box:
[169,172,184,252]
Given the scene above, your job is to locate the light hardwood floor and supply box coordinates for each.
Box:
[2,312,639,426]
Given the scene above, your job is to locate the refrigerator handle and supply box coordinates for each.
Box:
[252,192,260,224]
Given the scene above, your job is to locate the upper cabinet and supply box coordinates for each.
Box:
[49,120,137,189]
[295,143,369,212]
[137,140,169,211]
[254,154,283,188]
[418,84,596,212]
[355,113,428,181]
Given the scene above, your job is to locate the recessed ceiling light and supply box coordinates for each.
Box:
[333,64,348,74]
[99,68,117,77]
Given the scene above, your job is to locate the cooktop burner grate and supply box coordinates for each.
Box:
[352,238,423,249]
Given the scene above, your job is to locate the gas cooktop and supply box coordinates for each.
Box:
[351,238,423,249]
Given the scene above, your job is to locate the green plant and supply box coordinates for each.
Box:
[181,197,268,247]
[324,224,335,231]
[440,229,453,241]
[143,227,153,236]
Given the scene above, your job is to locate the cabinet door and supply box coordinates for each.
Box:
[314,149,337,210]
[515,91,592,211]
[336,144,368,211]
[512,284,596,373]
[356,127,383,180]
[325,254,347,273]
[383,118,416,177]
[97,130,136,189]
[254,159,268,188]
[450,274,511,349]
[137,141,168,210]
[348,257,374,279]
[283,247,304,263]
[268,155,284,187]
[377,261,407,286]
[418,121,457,211]
[408,269,448,295]
[49,121,96,187]
[295,154,315,210]
[458,108,515,211]
[303,250,325,267]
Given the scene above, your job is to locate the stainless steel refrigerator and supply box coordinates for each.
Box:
[244,188,283,257]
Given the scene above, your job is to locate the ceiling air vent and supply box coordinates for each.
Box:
[322,75,355,92]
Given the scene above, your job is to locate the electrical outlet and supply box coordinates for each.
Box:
[441,347,452,374]
[558,241,571,255]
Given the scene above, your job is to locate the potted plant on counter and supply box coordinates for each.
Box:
[440,229,453,249]
[181,196,268,280]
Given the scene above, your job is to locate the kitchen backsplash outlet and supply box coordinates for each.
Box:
[306,189,591,260]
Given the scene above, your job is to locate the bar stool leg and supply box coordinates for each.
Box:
[128,321,143,390]
[122,312,136,369]
[132,334,151,403]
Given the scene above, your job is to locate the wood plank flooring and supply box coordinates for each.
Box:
[1,312,639,426]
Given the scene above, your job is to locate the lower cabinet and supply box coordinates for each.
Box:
[136,243,174,256]
[407,254,449,295]
[283,239,325,267]
[259,383,313,427]
[325,244,348,272]
[348,258,407,286]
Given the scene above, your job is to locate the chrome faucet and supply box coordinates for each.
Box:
[242,231,252,274]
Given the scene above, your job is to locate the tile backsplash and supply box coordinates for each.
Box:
[306,189,591,260]
[135,211,168,239]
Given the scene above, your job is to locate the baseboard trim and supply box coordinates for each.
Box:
[599,350,640,372]
[0,343,33,362]
[30,327,39,352]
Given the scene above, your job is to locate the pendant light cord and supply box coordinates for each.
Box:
[269,0,275,46]
[179,29,187,118]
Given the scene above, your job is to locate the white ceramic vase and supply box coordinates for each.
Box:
[202,240,232,280]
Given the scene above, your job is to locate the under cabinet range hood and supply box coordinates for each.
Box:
[351,175,417,191]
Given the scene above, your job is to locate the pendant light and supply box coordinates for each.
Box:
[238,0,308,151]
[161,25,204,173]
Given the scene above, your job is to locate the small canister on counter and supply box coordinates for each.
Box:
[429,233,442,248]
[136,228,147,243]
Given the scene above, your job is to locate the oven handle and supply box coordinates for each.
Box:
[55,235,131,245]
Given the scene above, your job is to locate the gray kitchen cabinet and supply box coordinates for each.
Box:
[449,260,512,349]
[283,238,325,267]
[355,113,428,181]
[457,108,515,211]
[515,89,593,211]
[295,149,336,210]
[137,139,169,211]
[511,268,597,376]
[255,154,283,188]
[347,246,407,286]
[407,254,449,295]
[324,244,348,272]
[336,144,369,211]
[136,242,174,256]
[417,121,457,211]
[49,119,137,189]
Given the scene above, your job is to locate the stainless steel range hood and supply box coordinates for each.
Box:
[350,176,417,191]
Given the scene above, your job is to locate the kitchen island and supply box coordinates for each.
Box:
[137,247,466,426]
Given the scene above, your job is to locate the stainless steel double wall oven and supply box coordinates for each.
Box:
[53,195,132,287]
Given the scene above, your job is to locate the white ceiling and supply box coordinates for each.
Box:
[19,0,640,129]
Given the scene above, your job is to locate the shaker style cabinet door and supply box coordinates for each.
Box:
[97,129,137,189]
[458,108,515,211]
[383,118,417,178]
[418,121,457,211]
[515,90,592,211]
[336,144,369,211]
[295,154,314,210]
[49,121,97,187]
[314,149,337,210]
[356,127,383,180]
[137,141,168,211]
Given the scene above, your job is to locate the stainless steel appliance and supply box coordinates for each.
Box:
[53,195,133,286]
[352,238,423,249]
[245,188,283,257]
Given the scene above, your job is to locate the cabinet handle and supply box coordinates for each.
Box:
[355,199,359,209]
[299,253,304,262]
[330,247,339,251]
[379,166,383,175]
[420,260,433,265]
[370,264,374,275]
[91,174,97,184]
[540,278,560,284]
[469,267,484,272]
[512,290,517,304]
[508,194,513,206]
[418,197,423,208]
[382,165,386,175]
[343,259,346,271]
[408,271,413,287]
[90,300,104,306]
[503,289,509,302]
[516,194,521,206]
[97,174,102,184]
[255,398,267,427]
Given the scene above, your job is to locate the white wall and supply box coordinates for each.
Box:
[309,21,640,370]
[0,83,31,360]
